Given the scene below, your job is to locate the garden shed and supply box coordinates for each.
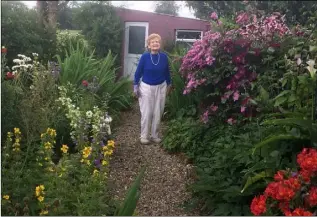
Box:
[114,7,211,79]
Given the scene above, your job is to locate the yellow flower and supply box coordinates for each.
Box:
[37,196,44,202]
[40,210,49,216]
[93,169,99,176]
[107,140,115,148]
[48,167,54,172]
[102,160,108,166]
[14,128,21,134]
[44,157,49,161]
[46,128,56,137]
[15,138,20,143]
[7,132,12,137]
[104,150,113,156]
[35,185,45,197]
[80,159,84,163]
[60,144,69,154]
[82,147,92,158]
[13,147,21,152]
[44,142,52,150]
[3,195,10,200]
[40,133,45,138]
[86,160,91,166]
[102,146,108,151]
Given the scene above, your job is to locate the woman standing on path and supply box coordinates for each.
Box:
[133,33,172,145]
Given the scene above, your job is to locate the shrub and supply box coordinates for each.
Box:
[1,2,54,64]
[179,7,315,125]
[74,2,123,64]
[56,30,90,61]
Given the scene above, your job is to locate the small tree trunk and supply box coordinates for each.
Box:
[47,1,58,31]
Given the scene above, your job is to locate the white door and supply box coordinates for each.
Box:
[124,22,149,80]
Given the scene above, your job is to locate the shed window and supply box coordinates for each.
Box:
[175,30,202,49]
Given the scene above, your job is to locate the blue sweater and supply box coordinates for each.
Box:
[134,52,171,86]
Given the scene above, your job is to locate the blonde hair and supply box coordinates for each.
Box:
[146,33,161,46]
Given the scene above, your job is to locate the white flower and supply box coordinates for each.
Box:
[32,53,38,57]
[30,85,34,90]
[86,111,93,118]
[13,59,21,64]
[306,60,316,80]
[104,116,112,123]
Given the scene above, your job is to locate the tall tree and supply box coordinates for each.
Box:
[154,1,180,16]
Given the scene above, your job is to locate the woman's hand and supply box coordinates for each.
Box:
[167,84,172,95]
[133,85,140,98]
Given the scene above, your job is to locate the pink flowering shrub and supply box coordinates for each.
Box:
[180,9,308,124]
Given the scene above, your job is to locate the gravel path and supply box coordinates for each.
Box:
[108,102,198,216]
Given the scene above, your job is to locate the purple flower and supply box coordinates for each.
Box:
[94,159,101,168]
[210,12,218,20]
[100,141,105,147]
[291,172,298,177]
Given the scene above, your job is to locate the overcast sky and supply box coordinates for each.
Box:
[21,1,196,19]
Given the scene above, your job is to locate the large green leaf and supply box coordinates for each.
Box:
[252,135,301,154]
[241,170,273,193]
[115,166,146,216]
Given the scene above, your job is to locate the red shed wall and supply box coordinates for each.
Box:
[114,7,211,77]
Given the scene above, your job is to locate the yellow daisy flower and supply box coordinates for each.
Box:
[107,140,115,148]
[102,160,108,166]
[93,169,99,176]
[60,144,69,154]
[3,195,10,200]
[37,196,44,202]
[40,210,49,216]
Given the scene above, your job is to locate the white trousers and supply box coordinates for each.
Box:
[138,81,167,140]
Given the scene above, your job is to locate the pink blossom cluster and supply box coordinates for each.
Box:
[201,104,218,123]
[237,13,291,44]
[180,10,293,124]
[183,73,207,95]
[180,32,220,73]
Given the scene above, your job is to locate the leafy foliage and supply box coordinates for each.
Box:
[74,2,123,62]
[154,1,180,16]
[56,43,133,121]
[186,1,317,27]
[1,1,53,64]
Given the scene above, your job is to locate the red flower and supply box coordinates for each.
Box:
[82,80,88,87]
[284,177,301,191]
[264,180,297,201]
[274,170,285,181]
[307,186,317,207]
[299,169,312,183]
[1,46,7,53]
[5,72,14,80]
[250,195,267,215]
[275,184,295,201]
[291,208,313,216]
[297,148,317,173]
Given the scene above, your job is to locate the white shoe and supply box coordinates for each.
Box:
[140,138,150,145]
[151,137,162,143]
